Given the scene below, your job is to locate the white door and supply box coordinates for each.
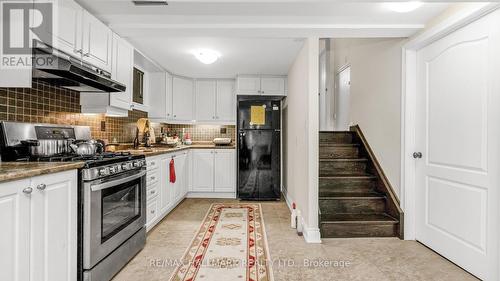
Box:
[191,150,214,192]
[172,77,194,121]
[82,10,112,72]
[415,11,500,281]
[236,76,261,95]
[30,170,77,281]
[216,80,236,122]
[261,77,285,96]
[319,50,328,131]
[334,66,350,131]
[214,150,236,193]
[110,34,134,110]
[159,157,173,214]
[0,179,30,281]
[195,80,217,121]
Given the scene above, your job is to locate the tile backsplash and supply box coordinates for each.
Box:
[0,81,235,144]
[0,81,147,143]
[152,124,236,142]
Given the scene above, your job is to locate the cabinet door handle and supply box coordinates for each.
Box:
[23,187,33,194]
[151,162,155,166]
[150,210,155,214]
[37,184,46,191]
[151,176,156,180]
[150,190,156,194]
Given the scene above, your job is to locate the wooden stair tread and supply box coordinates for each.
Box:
[320,213,398,224]
[320,174,376,179]
[320,193,386,200]
[319,158,368,162]
[319,143,360,147]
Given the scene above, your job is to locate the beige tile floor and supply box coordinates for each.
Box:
[112,198,478,281]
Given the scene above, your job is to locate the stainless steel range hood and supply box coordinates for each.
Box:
[32,41,126,93]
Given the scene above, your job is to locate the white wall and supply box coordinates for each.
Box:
[333,38,406,197]
[283,37,320,243]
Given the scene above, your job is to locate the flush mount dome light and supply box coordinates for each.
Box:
[192,49,221,64]
[385,1,423,13]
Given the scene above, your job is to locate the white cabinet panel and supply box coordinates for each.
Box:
[261,77,285,96]
[172,77,194,121]
[110,34,134,110]
[146,197,159,229]
[192,150,214,192]
[30,170,77,281]
[159,157,173,214]
[216,80,236,122]
[34,0,82,58]
[236,76,261,95]
[214,150,236,193]
[195,80,217,121]
[0,179,30,281]
[82,10,112,72]
[173,152,188,203]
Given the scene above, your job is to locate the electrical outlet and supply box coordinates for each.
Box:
[100,121,106,131]
[220,127,227,134]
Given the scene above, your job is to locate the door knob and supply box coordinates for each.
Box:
[413,152,423,159]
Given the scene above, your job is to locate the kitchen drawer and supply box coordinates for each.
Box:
[147,182,159,200]
[146,169,160,185]
[146,197,159,227]
[146,157,160,171]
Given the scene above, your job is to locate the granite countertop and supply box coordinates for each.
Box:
[118,142,236,157]
[0,162,85,183]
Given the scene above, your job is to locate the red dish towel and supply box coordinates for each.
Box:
[169,158,176,183]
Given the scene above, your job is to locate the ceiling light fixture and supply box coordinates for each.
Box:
[191,49,221,65]
[385,1,423,13]
[132,0,168,6]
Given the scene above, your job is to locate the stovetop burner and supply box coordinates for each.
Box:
[16,151,144,169]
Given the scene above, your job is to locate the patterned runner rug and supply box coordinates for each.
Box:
[169,203,274,281]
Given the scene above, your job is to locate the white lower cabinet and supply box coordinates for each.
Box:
[145,150,189,231]
[191,150,215,192]
[0,170,77,281]
[191,149,236,195]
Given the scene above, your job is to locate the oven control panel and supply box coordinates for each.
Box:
[82,159,146,181]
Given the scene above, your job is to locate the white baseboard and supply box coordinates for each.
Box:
[301,217,322,243]
[186,192,237,199]
[282,188,322,244]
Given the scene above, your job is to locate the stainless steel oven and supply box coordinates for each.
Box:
[82,165,146,281]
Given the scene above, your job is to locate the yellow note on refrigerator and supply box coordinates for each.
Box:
[250,105,266,125]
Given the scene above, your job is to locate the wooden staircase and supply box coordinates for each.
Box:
[319,128,403,238]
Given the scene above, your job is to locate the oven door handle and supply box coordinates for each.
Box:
[90,170,146,192]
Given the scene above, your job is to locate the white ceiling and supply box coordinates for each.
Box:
[77,0,452,78]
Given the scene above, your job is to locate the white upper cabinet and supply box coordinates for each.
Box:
[195,80,217,121]
[214,150,236,193]
[34,0,83,57]
[261,77,286,96]
[82,10,113,72]
[172,76,194,121]
[237,75,287,96]
[236,76,261,95]
[110,34,134,110]
[148,72,172,121]
[216,80,236,122]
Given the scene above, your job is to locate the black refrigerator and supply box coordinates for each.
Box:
[237,96,281,200]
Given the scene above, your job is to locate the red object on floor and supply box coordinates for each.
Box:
[170,159,176,183]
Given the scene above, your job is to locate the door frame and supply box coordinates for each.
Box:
[401,3,500,241]
[334,64,351,131]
